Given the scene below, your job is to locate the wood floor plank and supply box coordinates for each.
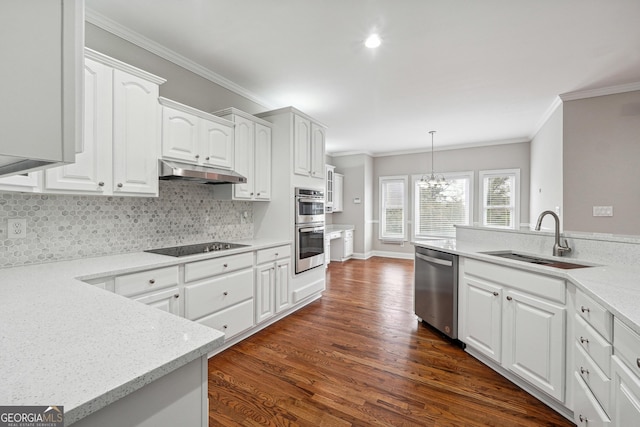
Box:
[208,258,574,426]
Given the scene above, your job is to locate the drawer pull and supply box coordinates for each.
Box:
[275,253,279,257]
[506,296,512,301]
[580,367,589,375]
[117,183,123,188]
[223,325,228,329]
[637,358,640,369]
[581,306,590,313]
[579,414,588,423]
[223,291,228,296]
[174,294,179,299]
[580,336,589,344]
[492,292,499,297]
[223,263,228,268]
[149,279,155,284]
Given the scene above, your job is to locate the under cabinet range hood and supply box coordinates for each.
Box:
[158,160,247,184]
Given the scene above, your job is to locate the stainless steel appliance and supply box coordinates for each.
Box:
[295,187,325,224]
[158,159,247,185]
[295,187,325,274]
[145,241,249,257]
[414,246,459,339]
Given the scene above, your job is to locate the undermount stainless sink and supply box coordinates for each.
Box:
[482,251,592,270]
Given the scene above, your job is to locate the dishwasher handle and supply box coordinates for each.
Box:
[416,252,453,267]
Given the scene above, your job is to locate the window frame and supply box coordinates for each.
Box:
[412,171,474,239]
[378,175,408,241]
[479,168,520,230]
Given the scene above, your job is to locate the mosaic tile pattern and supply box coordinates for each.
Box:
[0,181,253,268]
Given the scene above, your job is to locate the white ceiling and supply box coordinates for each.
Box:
[85,0,640,156]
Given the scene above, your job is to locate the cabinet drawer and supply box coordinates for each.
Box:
[184,252,253,283]
[576,290,612,342]
[256,245,291,264]
[576,315,612,376]
[344,229,353,238]
[184,268,253,320]
[197,299,254,340]
[614,318,640,377]
[573,372,611,427]
[114,266,179,297]
[464,259,565,303]
[575,343,611,414]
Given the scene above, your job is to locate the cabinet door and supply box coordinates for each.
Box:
[253,123,271,200]
[460,276,503,363]
[503,289,566,401]
[333,173,344,212]
[275,259,291,313]
[200,118,234,169]
[255,264,275,323]
[233,116,254,199]
[45,57,112,193]
[611,356,640,427]
[325,165,334,209]
[161,106,200,163]
[293,115,311,176]
[112,69,160,196]
[132,287,180,316]
[343,233,354,258]
[310,123,326,179]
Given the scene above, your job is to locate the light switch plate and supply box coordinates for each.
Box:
[7,218,27,239]
[593,206,613,217]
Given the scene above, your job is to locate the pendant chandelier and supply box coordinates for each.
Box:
[420,130,449,190]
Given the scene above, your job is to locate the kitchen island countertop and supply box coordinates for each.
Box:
[0,237,290,424]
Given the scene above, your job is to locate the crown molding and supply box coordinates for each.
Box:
[559,81,640,101]
[529,96,562,140]
[85,8,275,109]
[85,48,166,85]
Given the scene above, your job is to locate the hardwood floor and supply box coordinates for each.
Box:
[208,257,574,426]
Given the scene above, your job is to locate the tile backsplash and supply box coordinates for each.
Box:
[0,181,253,268]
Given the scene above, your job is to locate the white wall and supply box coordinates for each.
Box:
[563,90,640,234]
[530,104,563,231]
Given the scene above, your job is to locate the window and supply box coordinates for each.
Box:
[479,169,520,229]
[413,172,473,238]
[379,176,408,241]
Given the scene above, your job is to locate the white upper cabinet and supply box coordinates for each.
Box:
[293,115,326,179]
[213,108,272,201]
[44,50,165,196]
[333,172,344,212]
[160,97,235,170]
[0,0,83,177]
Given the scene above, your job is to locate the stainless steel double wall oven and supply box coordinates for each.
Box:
[294,187,325,274]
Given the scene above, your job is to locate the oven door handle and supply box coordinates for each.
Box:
[415,252,453,267]
[297,197,325,204]
[299,226,325,233]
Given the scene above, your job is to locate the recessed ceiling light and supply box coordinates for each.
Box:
[365,33,381,49]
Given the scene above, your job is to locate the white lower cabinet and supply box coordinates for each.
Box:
[255,245,291,324]
[611,318,640,426]
[329,229,354,262]
[133,287,180,316]
[184,254,255,341]
[460,258,567,403]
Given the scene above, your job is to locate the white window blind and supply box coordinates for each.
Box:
[413,172,472,238]
[480,169,520,229]
[379,176,407,240]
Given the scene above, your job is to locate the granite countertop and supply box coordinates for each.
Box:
[412,238,640,337]
[325,224,354,233]
[0,237,290,424]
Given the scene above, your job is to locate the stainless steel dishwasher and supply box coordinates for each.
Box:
[414,246,458,339]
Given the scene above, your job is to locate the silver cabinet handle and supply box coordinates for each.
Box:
[492,292,499,297]
[206,156,210,160]
[223,291,228,296]
[579,414,588,423]
[148,279,155,284]
[506,296,513,301]
[257,193,261,196]
[223,263,228,268]
[195,154,200,159]
[581,306,590,313]
[415,252,453,267]
[580,367,589,375]
[275,253,279,257]
[223,325,228,329]
[98,182,104,187]
[637,358,640,368]
[580,337,589,344]
[117,183,123,188]
[174,294,179,299]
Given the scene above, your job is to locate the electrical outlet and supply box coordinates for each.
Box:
[593,206,613,217]
[7,218,27,239]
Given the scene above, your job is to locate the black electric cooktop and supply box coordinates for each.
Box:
[144,242,249,257]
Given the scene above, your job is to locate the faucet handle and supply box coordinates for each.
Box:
[559,239,572,254]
